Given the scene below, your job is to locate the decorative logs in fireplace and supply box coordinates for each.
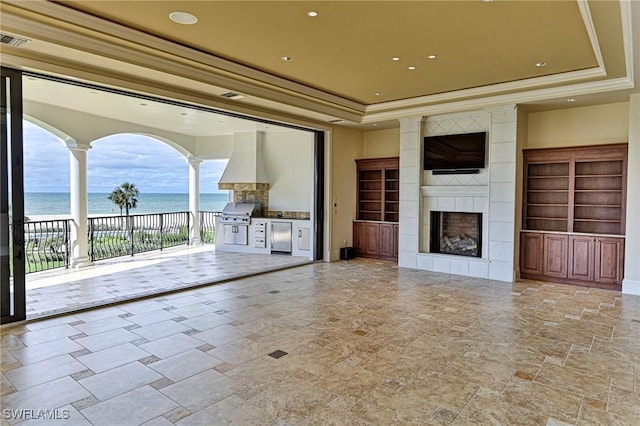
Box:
[431,211,482,258]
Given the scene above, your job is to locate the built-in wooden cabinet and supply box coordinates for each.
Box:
[523,144,627,235]
[353,157,399,261]
[520,232,544,276]
[520,143,627,290]
[353,221,398,261]
[356,158,399,222]
[521,232,624,289]
[543,234,568,279]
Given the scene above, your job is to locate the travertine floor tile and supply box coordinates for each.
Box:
[2,259,639,425]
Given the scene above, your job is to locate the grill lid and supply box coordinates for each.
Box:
[221,202,262,216]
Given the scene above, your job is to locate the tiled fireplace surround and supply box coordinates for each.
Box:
[398,107,518,282]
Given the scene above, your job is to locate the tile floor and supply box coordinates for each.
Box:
[25,246,312,319]
[2,258,640,425]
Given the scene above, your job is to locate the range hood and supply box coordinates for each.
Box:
[218,131,269,190]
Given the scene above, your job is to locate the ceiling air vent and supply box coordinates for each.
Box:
[219,92,245,100]
[0,33,30,48]
[328,119,345,124]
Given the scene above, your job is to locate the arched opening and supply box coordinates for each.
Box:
[22,119,71,219]
[89,133,228,214]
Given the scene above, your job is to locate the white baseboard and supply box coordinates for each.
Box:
[622,278,640,296]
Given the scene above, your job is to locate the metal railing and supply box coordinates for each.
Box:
[200,211,221,244]
[88,212,190,261]
[24,219,70,273]
[19,211,220,274]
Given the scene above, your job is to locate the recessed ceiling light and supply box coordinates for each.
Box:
[181,112,187,116]
[392,57,401,61]
[140,103,147,106]
[281,56,293,62]
[375,92,383,96]
[567,98,577,102]
[307,11,318,17]
[535,61,547,67]
[169,11,198,25]
[427,54,437,59]
[408,66,416,70]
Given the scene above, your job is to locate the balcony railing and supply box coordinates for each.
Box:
[24,219,70,273]
[18,211,220,274]
[200,211,221,244]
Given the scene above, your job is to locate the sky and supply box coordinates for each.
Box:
[23,120,228,194]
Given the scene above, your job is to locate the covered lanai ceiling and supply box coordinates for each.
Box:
[0,0,637,127]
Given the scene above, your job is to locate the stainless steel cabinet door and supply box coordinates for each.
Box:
[271,222,292,253]
[224,225,248,245]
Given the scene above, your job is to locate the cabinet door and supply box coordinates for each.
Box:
[520,232,544,276]
[568,235,595,281]
[353,222,367,256]
[543,234,568,278]
[364,222,380,256]
[379,223,396,259]
[393,224,399,258]
[595,237,624,284]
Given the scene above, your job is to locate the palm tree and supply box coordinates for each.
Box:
[108,182,139,216]
[107,189,125,216]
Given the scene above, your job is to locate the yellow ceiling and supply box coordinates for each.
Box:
[0,0,633,127]
[56,0,623,105]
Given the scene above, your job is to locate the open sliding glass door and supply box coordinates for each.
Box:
[1,67,25,324]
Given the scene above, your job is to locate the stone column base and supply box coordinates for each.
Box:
[70,256,93,269]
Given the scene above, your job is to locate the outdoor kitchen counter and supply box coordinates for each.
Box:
[214,217,312,258]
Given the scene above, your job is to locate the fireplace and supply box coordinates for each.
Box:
[430,211,482,258]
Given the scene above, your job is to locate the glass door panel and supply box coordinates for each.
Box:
[1,67,25,324]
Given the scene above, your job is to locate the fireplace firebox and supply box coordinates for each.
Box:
[430,211,482,258]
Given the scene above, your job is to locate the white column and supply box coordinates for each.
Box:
[398,116,426,269]
[188,158,202,245]
[623,94,640,295]
[67,141,92,268]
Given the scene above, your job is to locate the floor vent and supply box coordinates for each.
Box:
[0,33,30,47]
[268,350,288,359]
[268,290,280,294]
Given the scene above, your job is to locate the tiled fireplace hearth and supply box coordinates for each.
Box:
[398,107,518,282]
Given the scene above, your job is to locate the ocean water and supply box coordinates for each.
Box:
[25,192,230,217]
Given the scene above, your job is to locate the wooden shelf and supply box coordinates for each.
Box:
[523,145,627,236]
[355,157,399,260]
[356,157,399,223]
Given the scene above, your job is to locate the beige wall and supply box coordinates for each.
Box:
[362,128,400,158]
[624,94,640,294]
[329,126,364,260]
[526,102,630,148]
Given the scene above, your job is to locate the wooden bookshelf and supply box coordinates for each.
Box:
[523,145,627,235]
[355,158,399,222]
[354,157,399,261]
[521,144,627,289]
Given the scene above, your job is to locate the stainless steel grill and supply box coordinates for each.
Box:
[220,202,263,224]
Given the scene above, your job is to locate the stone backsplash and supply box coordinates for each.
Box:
[265,211,310,220]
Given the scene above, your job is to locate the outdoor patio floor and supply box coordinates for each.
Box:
[25,246,313,319]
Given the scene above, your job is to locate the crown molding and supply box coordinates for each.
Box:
[365,68,607,115]
[363,76,634,122]
[577,0,606,74]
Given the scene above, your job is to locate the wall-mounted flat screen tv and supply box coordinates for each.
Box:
[423,132,487,171]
